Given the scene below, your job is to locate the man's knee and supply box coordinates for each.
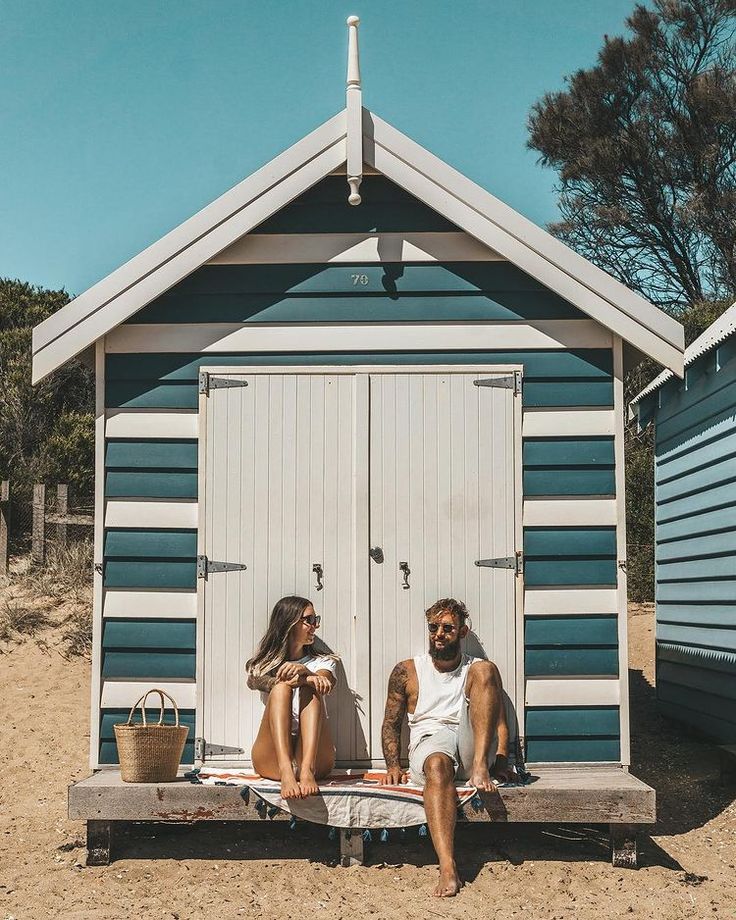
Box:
[423,753,455,784]
[468,659,502,691]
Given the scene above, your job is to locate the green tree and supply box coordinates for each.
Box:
[528,0,736,310]
[0,279,94,497]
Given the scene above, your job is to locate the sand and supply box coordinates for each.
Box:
[0,594,734,920]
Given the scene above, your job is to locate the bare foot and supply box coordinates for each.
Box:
[280,767,302,800]
[468,763,494,792]
[298,768,320,797]
[433,864,462,897]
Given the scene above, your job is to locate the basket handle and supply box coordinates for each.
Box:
[126,688,181,727]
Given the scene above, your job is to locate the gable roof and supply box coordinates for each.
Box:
[32,107,684,383]
[630,300,736,412]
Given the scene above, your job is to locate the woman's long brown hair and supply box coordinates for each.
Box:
[245,595,313,680]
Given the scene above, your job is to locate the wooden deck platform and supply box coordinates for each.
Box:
[69,766,655,869]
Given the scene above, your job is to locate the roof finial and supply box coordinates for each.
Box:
[346,15,363,206]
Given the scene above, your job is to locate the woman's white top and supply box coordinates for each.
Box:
[407,653,477,752]
[260,654,337,734]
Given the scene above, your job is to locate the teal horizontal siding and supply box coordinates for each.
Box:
[523,527,617,586]
[656,377,736,450]
[658,660,736,698]
[100,709,196,739]
[658,579,736,603]
[656,421,736,482]
[525,648,618,676]
[523,436,615,496]
[526,706,620,736]
[105,350,612,410]
[104,560,196,588]
[657,506,736,542]
[102,650,196,678]
[105,439,198,468]
[102,618,196,649]
[105,471,198,499]
[525,615,618,646]
[658,641,736,674]
[657,602,736,627]
[659,679,736,717]
[657,701,736,745]
[133,293,584,325]
[525,705,620,762]
[656,452,736,504]
[104,529,197,558]
[657,622,736,652]
[105,439,199,498]
[525,738,621,762]
[657,529,736,562]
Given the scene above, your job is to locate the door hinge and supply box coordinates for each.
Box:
[194,737,245,761]
[197,554,248,579]
[475,551,523,575]
[198,371,249,396]
[473,371,522,394]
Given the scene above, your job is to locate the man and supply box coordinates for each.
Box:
[379,598,510,898]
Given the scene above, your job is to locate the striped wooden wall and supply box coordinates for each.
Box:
[638,337,736,745]
[94,175,625,766]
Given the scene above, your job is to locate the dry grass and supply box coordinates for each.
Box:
[28,539,93,605]
[58,606,93,659]
[0,598,54,645]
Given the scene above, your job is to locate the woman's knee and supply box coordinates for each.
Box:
[269,680,294,702]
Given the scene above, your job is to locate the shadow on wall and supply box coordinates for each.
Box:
[628,667,734,836]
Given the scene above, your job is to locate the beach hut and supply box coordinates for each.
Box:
[39,20,681,866]
[630,303,736,749]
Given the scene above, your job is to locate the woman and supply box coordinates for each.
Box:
[246,595,337,799]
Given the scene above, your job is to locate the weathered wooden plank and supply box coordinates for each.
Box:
[56,484,68,548]
[68,767,655,824]
[85,819,115,866]
[32,483,45,565]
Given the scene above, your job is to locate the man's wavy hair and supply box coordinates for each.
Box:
[425,598,469,626]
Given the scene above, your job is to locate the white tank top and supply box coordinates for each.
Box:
[407,653,477,751]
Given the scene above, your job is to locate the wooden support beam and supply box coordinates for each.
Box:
[86,819,115,866]
[32,483,45,566]
[339,828,364,867]
[0,481,9,576]
[609,823,639,869]
[56,484,68,548]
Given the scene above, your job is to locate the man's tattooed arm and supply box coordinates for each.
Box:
[381,661,409,771]
[246,671,278,693]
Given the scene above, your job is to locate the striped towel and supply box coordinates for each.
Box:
[186,768,491,828]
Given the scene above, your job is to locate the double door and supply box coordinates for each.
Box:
[198,366,521,766]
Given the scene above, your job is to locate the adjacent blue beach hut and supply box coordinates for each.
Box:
[631,303,736,745]
[38,18,677,866]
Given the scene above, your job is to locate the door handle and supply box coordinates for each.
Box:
[312,563,324,591]
[369,547,384,564]
[399,561,411,590]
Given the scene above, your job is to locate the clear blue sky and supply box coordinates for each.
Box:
[1,0,639,296]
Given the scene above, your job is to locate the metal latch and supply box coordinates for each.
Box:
[194,738,245,761]
[473,371,522,394]
[475,551,524,575]
[198,371,249,396]
[197,555,248,579]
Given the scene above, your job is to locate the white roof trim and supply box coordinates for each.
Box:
[631,300,736,409]
[32,106,684,383]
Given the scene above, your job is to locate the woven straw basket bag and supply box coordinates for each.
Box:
[114,688,189,783]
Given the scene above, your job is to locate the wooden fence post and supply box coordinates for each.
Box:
[32,483,46,566]
[0,481,9,576]
[56,484,68,549]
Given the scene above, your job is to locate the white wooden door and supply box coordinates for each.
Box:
[199,372,369,764]
[368,371,519,760]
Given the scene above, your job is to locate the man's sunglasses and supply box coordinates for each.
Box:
[427,622,458,635]
[301,614,321,627]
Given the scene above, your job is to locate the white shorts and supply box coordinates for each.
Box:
[408,697,498,785]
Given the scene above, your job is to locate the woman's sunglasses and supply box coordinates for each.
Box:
[427,622,458,635]
[301,614,321,627]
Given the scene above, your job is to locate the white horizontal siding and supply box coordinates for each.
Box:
[101,680,196,709]
[523,498,617,527]
[208,231,504,264]
[104,499,198,529]
[107,320,611,354]
[525,678,620,706]
[523,408,616,437]
[524,587,618,616]
[103,590,197,619]
[105,409,198,439]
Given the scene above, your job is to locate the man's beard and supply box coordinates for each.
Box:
[429,636,461,661]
